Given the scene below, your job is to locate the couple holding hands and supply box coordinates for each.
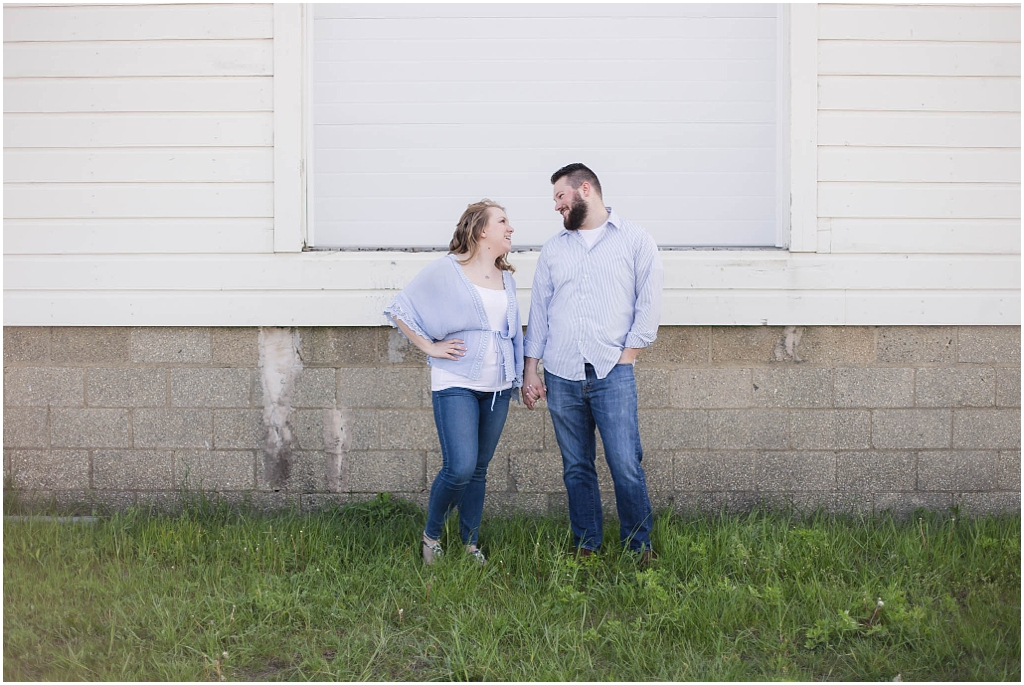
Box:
[384,163,663,567]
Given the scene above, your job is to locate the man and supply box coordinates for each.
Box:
[523,163,663,563]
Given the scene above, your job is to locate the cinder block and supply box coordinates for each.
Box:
[877,327,956,364]
[314,327,381,365]
[708,410,788,449]
[4,367,84,406]
[380,410,441,451]
[338,368,424,408]
[836,451,916,491]
[51,408,130,448]
[136,491,183,515]
[134,408,212,448]
[211,327,259,367]
[834,368,914,408]
[916,368,995,407]
[510,452,564,493]
[673,491,759,515]
[675,450,756,491]
[872,410,950,449]
[711,327,784,366]
[171,368,251,408]
[782,492,873,517]
[292,368,337,408]
[7,449,89,490]
[957,326,1020,364]
[213,409,264,449]
[495,409,546,452]
[791,327,876,366]
[635,368,673,408]
[51,327,129,363]
[953,492,1020,516]
[291,409,325,451]
[130,327,211,364]
[4,406,48,448]
[672,369,751,408]
[640,410,708,449]
[996,368,1020,407]
[952,409,1021,449]
[752,368,832,408]
[918,450,998,492]
[257,450,327,492]
[758,451,836,491]
[3,327,50,363]
[998,451,1020,490]
[874,492,952,518]
[301,493,350,513]
[88,490,137,513]
[178,450,255,490]
[789,410,871,450]
[385,328,427,366]
[295,327,316,365]
[482,493,550,516]
[642,326,709,366]
[343,409,380,451]
[87,367,166,407]
[93,450,173,490]
[344,450,425,492]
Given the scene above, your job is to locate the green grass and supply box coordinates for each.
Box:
[4,494,1020,681]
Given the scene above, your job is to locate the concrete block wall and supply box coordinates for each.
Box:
[3,325,1020,517]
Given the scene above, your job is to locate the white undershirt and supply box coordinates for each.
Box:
[431,284,513,392]
[578,222,607,249]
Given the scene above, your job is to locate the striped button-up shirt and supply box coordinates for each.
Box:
[524,208,663,381]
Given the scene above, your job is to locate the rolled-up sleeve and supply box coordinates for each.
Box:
[624,233,663,349]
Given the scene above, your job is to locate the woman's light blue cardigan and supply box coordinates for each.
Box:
[384,254,524,397]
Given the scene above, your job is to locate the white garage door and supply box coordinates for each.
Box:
[311,4,782,249]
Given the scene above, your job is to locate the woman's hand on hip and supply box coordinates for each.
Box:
[426,339,467,360]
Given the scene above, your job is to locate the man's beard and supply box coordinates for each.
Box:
[563,192,588,231]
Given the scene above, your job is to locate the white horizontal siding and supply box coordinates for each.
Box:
[3,2,274,257]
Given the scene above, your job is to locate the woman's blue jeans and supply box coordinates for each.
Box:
[424,386,511,546]
[545,363,653,552]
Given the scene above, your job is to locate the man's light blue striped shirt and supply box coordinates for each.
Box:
[524,208,663,381]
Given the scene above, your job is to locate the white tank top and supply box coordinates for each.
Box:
[431,284,513,392]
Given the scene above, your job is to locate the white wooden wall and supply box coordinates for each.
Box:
[2,3,1020,327]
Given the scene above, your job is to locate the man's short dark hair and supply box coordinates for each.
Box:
[550,163,602,198]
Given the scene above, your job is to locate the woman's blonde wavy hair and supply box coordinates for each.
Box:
[448,199,515,273]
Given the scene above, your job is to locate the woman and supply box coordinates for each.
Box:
[384,200,524,565]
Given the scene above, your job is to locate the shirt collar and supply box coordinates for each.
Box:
[560,206,619,238]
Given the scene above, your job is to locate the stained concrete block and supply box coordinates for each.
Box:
[4,407,48,448]
[344,409,380,451]
[872,410,950,449]
[495,409,546,452]
[758,451,836,491]
[87,367,167,407]
[3,327,50,363]
[789,410,871,450]
[93,450,173,490]
[639,326,709,366]
[635,368,673,408]
[134,408,212,448]
[998,451,1020,490]
[315,327,381,365]
[291,409,326,451]
[7,449,89,490]
[834,368,914,408]
[257,450,328,492]
[675,451,756,491]
[171,368,251,407]
[957,326,1021,364]
[918,451,998,492]
[876,327,956,364]
[213,409,264,449]
[916,368,995,407]
[51,408,130,448]
[952,409,1021,449]
[510,452,564,493]
[301,493,351,513]
[338,368,425,408]
[874,492,952,517]
[836,451,916,491]
[179,450,255,490]
[292,368,337,408]
[953,492,1020,516]
[380,410,441,451]
[790,327,876,367]
[130,327,211,364]
[752,368,832,408]
[385,328,428,366]
[708,410,788,449]
[344,450,425,492]
[51,327,129,363]
[711,327,784,365]
[672,369,751,408]
[211,327,259,367]
[996,368,1020,407]
[4,367,84,406]
[640,410,708,449]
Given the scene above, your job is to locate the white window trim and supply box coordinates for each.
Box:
[788,3,818,252]
[273,3,306,252]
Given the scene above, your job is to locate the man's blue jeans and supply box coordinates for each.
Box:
[545,363,653,552]
[424,386,511,546]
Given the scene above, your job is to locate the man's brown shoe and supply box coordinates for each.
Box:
[576,547,595,559]
[639,549,659,568]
